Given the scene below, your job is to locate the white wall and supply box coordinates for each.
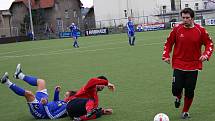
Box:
[181,0,204,10]
[94,0,168,27]
[93,0,211,27]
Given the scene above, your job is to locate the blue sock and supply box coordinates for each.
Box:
[23,76,38,86]
[9,84,25,96]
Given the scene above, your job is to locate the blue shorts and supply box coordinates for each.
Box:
[128,31,135,37]
[27,89,49,119]
[35,89,48,101]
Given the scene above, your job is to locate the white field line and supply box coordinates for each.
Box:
[0,42,163,61]
[0,39,124,56]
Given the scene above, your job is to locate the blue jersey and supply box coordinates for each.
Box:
[70,25,79,37]
[127,21,135,32]
[28,89,67,119]
[44,100,67,119]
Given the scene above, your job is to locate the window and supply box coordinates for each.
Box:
[65,10,69,19]
[195,3,199,10]
[171,0,176,11]
[73,10,77,18]
[162,6,166,14]
[185,4,189,8]
[204,2,208,9]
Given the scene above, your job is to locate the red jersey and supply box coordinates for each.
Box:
[64,78,109,107]
[162,23,214,70]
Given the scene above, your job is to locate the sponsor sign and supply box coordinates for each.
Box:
[85,28,109,36]
[143,23,165,31]
[59,31,81,38]
[205,19,215,26]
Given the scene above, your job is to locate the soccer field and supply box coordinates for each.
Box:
[0,26,215,121]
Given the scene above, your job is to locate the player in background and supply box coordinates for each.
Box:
[162,8,214,119]
[65,76,115,121]
[69,23,79,48]
[0,64,68,119]
[127,17,136,46]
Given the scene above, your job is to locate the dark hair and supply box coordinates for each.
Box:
[97,76,108,80]
[180,8,195,18]
[67,90,77,96]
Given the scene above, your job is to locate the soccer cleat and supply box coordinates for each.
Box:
[1,72,9,84]
[14,64,22,79]
[175,98,181,108]
[73,117,82,121]
[181,112,191,119]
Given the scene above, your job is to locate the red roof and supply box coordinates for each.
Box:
[13,0,55,9]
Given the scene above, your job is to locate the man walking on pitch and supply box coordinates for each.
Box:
[69,23,79,48]
[162,8,214,119]
[127,17,136,46]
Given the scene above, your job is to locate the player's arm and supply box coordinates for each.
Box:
[44,102,67,119]
[101,108,113,115]
[84,78,109,90]
[127,22,131,31]
[53,86,60,101]
[162,27,176,64]
[199,29,214,62]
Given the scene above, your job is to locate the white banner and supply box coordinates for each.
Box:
[205,19,215,26]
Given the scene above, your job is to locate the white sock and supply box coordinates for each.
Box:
[5,79,13,87]
[18,73,25,80]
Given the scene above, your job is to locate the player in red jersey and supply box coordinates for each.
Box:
[64,76,115,121]
[162,8,214,119]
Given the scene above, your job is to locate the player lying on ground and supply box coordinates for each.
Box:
[0,64,69,119]
[64,76,115,121]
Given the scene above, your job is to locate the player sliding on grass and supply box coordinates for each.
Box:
[65,76,115,121]
[0,64,68,119]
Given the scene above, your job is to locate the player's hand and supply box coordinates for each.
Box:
[103,108,113,115]
[41,98,48,105]
[107,83,115,92]
[55,86,61,91]
[199,55,208,62]
[163,58,170,64]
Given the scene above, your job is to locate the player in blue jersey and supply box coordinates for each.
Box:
[127,17,136,46]
[0,64,68,119]
[69,23,79,48]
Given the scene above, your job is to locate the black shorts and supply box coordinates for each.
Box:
[66,98,89,118]
[172,69,198,97]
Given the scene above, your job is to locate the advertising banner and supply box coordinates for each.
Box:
[85,28,109,36]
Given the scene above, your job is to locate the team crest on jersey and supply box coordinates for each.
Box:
[179,34,184,38]
[34,104,39,109]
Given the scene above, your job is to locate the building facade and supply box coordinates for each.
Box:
[9,0,82,37]
[93,0,215,28]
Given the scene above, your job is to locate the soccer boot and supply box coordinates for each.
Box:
[181,112,191,119]
[1,72,9,84]
[14,64,22,79]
